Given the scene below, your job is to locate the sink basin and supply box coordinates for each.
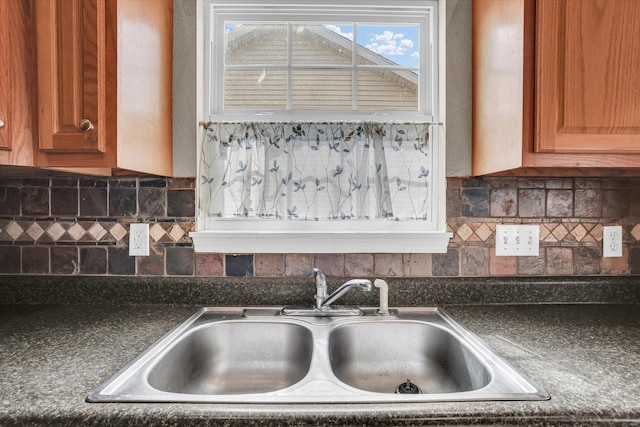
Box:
[329,322,491,394]
[147,322,313,395]
[87,307,549,403]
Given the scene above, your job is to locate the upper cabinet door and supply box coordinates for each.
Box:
[35,0,106,154]
[536,0,640,154]
[0,0,35,166]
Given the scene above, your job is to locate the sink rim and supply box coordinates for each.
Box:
[87,306,550,404]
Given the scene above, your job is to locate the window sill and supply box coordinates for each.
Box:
[190,222,452,253]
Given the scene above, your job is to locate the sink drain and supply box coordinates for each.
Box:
[395,379,421,394]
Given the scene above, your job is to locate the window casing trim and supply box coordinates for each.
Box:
[195,0,450,254]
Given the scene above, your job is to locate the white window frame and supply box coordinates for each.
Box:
[191,0,451,253]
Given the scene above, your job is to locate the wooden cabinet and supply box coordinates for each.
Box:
[473,0,640,176]
[0,0,36,168]
[34,0,173,176]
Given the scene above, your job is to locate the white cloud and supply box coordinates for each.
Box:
[323,25,354,41]
[411,52,419,58]
[365,30,414,56]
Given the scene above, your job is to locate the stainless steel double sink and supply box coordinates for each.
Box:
[87,307,549,403]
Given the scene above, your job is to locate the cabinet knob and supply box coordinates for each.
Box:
[0,117,5,128]
[79,119,94,132]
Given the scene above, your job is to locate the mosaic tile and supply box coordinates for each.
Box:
[51,247,78,275]
[432,249,459,277]
[226,254,254,277]
[314,254,344,277]
[545,178,573,189]
[344,254,374,277]
[51,188,78,216]
[546,247,573,275]
[21,187,49,216]
[196,253,225,276]
[374,254,403,277]
[461,188,489,217]
[137,248,165,276]
[629,248,640,275]
[79,247,107,274]
[570,224,588,242]
[551,224,569,242]
[46,223,66,241]
[107,247,136,275]
[518,189,545,217]
[402,253,432,277]
[168,224,186,242]
[5,222,24,240]
[631,224,640,241]
[109,188,137,217]
[475,223,493,241]
[461,247,489,276]
[490,189,517,217]
[489,252,517,276]
[603,190,630,218]
[547,190,573,217]
[517,178,545,189]
[22,246,49,274]
[88,223,108,241]
[109,223,128,242]
[26,223,45,241]
[79,188,107,217]
[149,223,165,242]
[573,246,601,275]
[601,248,629,275]
[0,246,20,273]
[0,187,20,216]
[575,189,602,217]
[167,190,195,217]
[139,188,166,218]
[517,251,545,275]
[456,223,473,241]
[285,254,313,276]
[79,178,108,188]
[140,178,167,188]
[166,247,194,276]
[446,187,462,217]
[67,223,86,241]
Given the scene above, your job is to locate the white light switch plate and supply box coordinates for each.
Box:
[603,226,623,258]
[495,225,540,256]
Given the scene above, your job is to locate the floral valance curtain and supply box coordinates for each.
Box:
[199,122,432,221]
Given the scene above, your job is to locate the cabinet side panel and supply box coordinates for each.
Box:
[472,0,526,175]
[116,0,173,176]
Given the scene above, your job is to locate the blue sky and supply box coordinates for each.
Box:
[224,23,420,68]
[324,24,420,67]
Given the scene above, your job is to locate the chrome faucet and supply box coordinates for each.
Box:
[282,268,372,317]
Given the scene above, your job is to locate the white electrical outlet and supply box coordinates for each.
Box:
[129,223,150,256]
[603,225,623,258]
[495,224,540,256]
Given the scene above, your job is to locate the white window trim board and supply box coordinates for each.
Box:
[193,0,451,254]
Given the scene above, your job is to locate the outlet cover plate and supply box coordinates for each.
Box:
[603,225,623,258]
[129,223,150,256]
[495,225,540,257]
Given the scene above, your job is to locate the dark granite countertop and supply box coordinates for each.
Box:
[1,302,639,426]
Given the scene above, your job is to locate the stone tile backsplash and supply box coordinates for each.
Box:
[1,176,640,277]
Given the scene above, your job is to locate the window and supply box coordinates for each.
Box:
[192,0,451,253]
[206,0,436,121]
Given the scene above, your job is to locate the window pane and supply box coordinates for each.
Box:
[224,69,287,109]
[357,70,418,111]
[291,24,353,65]
[356,25,419,67]
[225,24,288,65]
[291,69,352,110]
